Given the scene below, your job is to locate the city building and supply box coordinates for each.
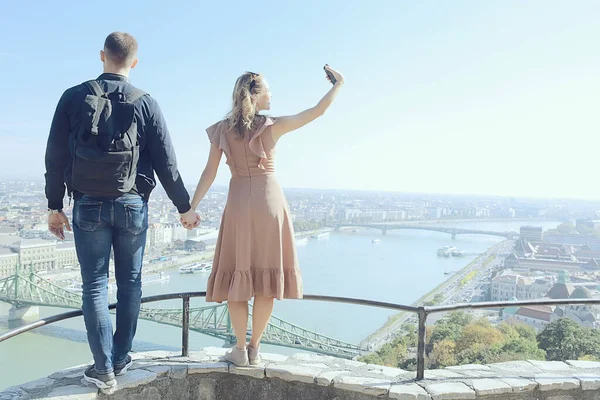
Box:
[18,239,56,272]
[546,271,576,299]
[504,305,554,331]
[427,207,442,219]
[55,242,78,269]
[520,226,543,242]
[490,270,553,301]
[0,248,18,277]
[201,238,218,252]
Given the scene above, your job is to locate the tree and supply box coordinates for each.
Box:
[429,312,472,346]
[430,340,457,368]
[445,312,473,327]
[455,321,504,354]
[557,222,577,235]
[401,323,418,347]
[429,324,461,346]
[537,318,589,361]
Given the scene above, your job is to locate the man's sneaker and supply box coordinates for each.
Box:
[248,345,261,366]
[224,346,249,367]
[114,355,133,376]
[83,365,116,389]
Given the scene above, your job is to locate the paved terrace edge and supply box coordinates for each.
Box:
[3,348,600,399]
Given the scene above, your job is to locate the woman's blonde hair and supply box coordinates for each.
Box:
[225,71,267,139]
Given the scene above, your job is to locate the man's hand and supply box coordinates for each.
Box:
[48,211,71,240]
[180,209,201,230]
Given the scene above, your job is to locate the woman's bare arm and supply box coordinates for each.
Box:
[190,143,223,210]
[271,66,344,141]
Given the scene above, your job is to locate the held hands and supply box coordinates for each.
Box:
[180,209,201,230]
[48,211,71,240]
[325,65,344,85]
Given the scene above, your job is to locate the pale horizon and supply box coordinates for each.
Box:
[1,1,599,200]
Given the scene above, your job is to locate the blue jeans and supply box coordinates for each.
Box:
[73,194,148,374]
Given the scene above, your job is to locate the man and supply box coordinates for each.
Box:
[44,32,199,390]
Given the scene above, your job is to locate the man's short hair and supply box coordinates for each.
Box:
[103,32,138,67]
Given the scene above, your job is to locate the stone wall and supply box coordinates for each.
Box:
[3,348,600,400]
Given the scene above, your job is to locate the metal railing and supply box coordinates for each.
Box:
[3,292,600,380]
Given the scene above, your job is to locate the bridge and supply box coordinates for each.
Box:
[0,270,365,359]
[334,223,517,240]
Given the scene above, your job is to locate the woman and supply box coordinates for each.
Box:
[189,65,344,366]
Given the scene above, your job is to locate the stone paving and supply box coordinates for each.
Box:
[2,348,600,399]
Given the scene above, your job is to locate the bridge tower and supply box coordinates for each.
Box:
[7,263,39,321]
[382,228,387,235]
[451,230,456,240]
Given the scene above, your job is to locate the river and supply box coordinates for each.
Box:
[0,219,561,390]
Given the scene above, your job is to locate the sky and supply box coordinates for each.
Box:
[0,1,599,199]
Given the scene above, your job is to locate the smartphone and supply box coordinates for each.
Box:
[324,64,337,85]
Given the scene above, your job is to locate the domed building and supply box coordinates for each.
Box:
[551,284,600,328]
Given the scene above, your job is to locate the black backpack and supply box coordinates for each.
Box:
[71,80,146,198]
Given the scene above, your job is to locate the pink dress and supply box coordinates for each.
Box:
[205,117,303,303]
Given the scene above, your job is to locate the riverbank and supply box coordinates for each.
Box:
[43,227,332,285]
[347,217,557,226]
[361,239,512,350]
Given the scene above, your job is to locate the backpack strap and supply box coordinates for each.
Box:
[84,80,106,97]
[124,88,147,103]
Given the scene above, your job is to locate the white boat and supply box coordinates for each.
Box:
[193,263,212,273]
[437,246,457,257]
[296,237,309,244]
[372,239,381,243]
[179,264,197,274]
[352,229,360,233]
[311,232,330,240]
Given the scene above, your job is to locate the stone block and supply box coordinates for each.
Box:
[575,373,600,391]
[291,353,335,363]
[266,364,320,384]
[366,365,408,378]
[316,370,352,386]
[534,373,580,391]
[48,365,87,380]
[115,369,157,391]
[46,385,97,400]
[168,364,188,380]
[188,362,229,374]
[140,350,174,359]
[202,347,229,357]
[188,351,210,362]
[334,375,391,396]
[471,378,513,396]
[528,360,573,371]
[422,369,463,379]
[567,360,600,369]
[488,360,542,376]
[130,353,147,361]
[145,365,171,377]
[229,364,266,379]
[343,359,367,368]
[389,383,431,400]
[500,377,537,392]
[260,353,289,363]
[301,363,331,369]
[446,364,491,372]
[19,377,55,391]
[0,387,30,400]
[425,382,476,400]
